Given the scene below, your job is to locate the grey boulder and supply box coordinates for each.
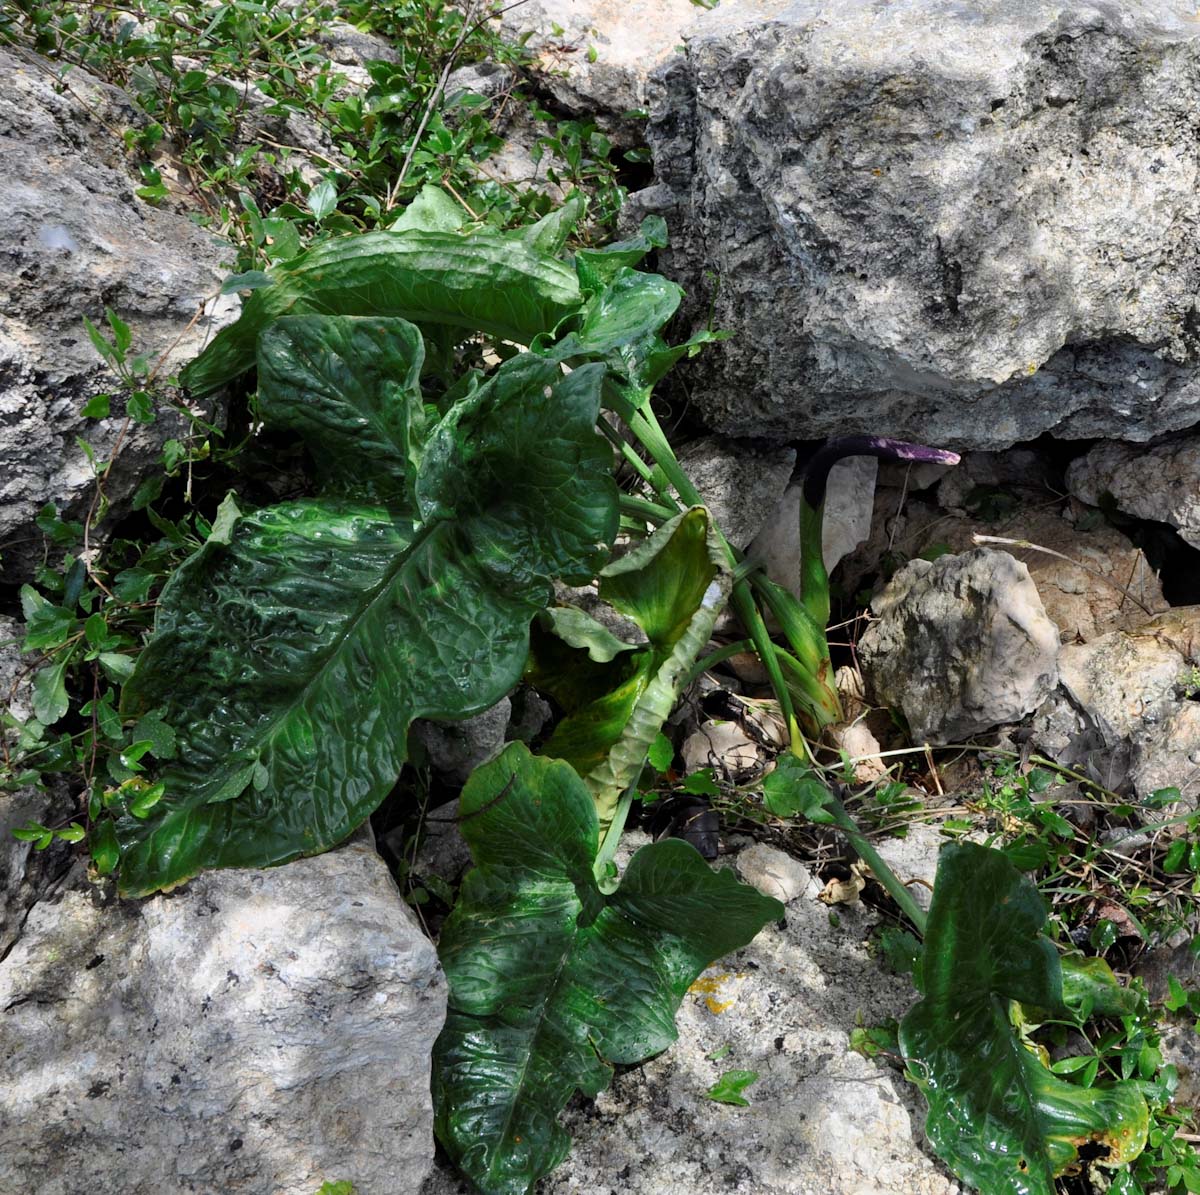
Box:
[0,50,237,579]
[0,837,446,1195]
[860,548,1060,744]
[643,0,1200,447]
[1032,606,1200,815]
[1067,434,1200,549]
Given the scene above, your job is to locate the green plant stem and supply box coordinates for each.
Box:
[593,780,637,887]
[680,638,754,688]
[823,787,929,935]
[798,496,831,628]
[619,397,924,933]
[619,493,675,524]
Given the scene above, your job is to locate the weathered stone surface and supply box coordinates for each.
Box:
[423,831,958,1195]
[735,842,819,905]
[643,1,1200,447]
[842,486,1167,642]
[0,616,76,957]
[678,436,796,549]
[1067,434,1200,549]
[413,697,512,785]
[0,781,76,960]
[870,822,950,914]
[0,837,446,1194]
[500,0,713,141]
[0,50,237,580]
[926,506,1166,642]
[682,719,764,782]
[1032,607,1200,815]
[860,549,1060,744]
[749,457,878,599]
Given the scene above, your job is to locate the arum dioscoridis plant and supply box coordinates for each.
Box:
[67,187,1149,1195]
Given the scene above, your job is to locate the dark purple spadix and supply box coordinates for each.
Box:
[801,436,960,509]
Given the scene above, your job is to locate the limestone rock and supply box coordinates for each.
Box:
[1032,607,1200,815]
[859,549,1060,744]
[678,436,796,550]
[0,836,446,1194]
[645,1,1200,447]
[0,617,76,956]
[749,457,878,599]
[500,0,715,142]
[870,823,950,914]
[0,50,238,580]
[682,719,764,782]
[0,614,32,728]
[735,843,818,905]
[1067,434,1200,549]
[413,697,512,785]
[925,506,1166,642]
[842,491,1167,642]
[0,781,76,960]
[423,831,958,1195]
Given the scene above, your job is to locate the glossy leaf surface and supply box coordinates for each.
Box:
[181,229,582,395]
[116,348,617,895]
[433,743,781,1195]
[531,508,730,827]
[256,315,425,502]
[899,843,1148,1194]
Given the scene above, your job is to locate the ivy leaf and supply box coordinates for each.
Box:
[433,743,782,1195]
[390,183,465,234]
[32,658,70,725]
[115,349,617,896]
[899,843,1149,1194]
[761,754,836,823]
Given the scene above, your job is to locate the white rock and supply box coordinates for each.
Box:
[682,719,763,780]
[859,549,1060,744]
[0,837,446,1194]
[749,457,878,599]
[735,843,818,904]
[500,0,717,140]
[870,822,950,914]
[1067,435,1200,549]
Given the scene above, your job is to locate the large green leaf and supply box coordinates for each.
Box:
[115,347,617,895]
[530,507,730,827]
[433,742,782,1195]
[899,843,1148,1194]
[256,315,426,502]
[181,228,582,395]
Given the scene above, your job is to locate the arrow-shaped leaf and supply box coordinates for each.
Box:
[899,843,1148,1195]
[115,338,617,895]
[433,742,782,1195]
[529,507,730,829]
